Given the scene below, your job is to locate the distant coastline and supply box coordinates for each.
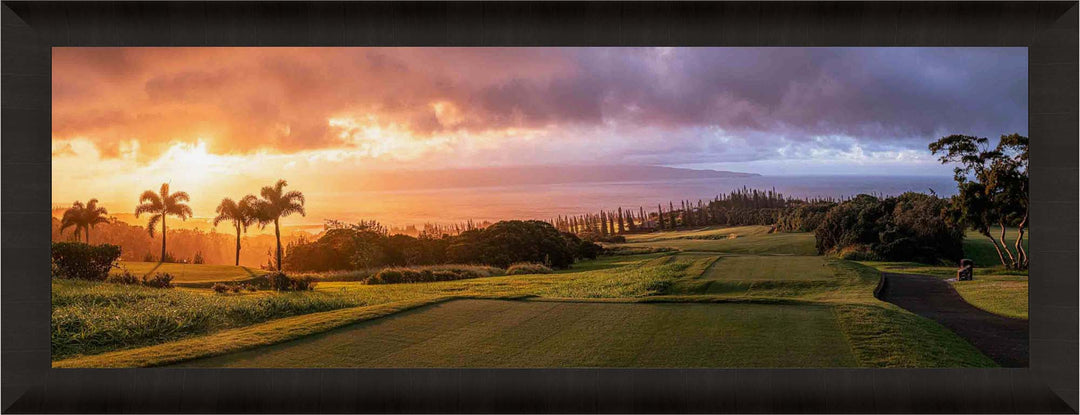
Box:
[351,165,759,192]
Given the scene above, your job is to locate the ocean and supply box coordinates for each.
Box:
[311,175,959,227]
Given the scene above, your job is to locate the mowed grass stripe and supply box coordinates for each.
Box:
[615,229,818,256]
[702,256,837,282]
[115,261,266,283]
[177,300,858,368]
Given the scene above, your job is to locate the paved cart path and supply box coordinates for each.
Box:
[879,273,1028,367]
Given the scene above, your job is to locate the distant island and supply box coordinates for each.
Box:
[353,165,760,191]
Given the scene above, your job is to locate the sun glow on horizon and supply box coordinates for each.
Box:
[51,47,1026,229]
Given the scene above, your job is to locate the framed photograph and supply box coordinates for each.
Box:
[3,1,1077,413]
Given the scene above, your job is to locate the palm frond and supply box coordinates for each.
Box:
[60,204,84,235]
[138,190,163,207]
[170,191,190,203]
[238,195,260,227]
[283,190,305,206]
[146,214,162,237]
[133,203,158,217]
[173,204,193,220]
[59,218,77,233]
[281,203,306,218]
[84,199,108,222]
[216,198,237,214]
[260,185,277,201]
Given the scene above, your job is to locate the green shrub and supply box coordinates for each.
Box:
[106,270,140,285]
[266,272,316,291]
[243,283,258,292]
[293,277,317,291]
[369,269,400,284]
[142,273,173,289]
[267,272,291,291]
[211,283,230,294]
[506,262,553,275]
[142,252,156,262]
[836,245,880,261]
[431,270,458,281]
[367,265,505,284]
[229,284,242,294]
[579,232,626,243]
[193,251,205,264]
[51,242,122,281]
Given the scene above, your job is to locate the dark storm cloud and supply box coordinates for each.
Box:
[52,47,1026,165]
[533,47,1027,144]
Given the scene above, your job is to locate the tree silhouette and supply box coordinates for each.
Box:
[81,199,110,243]
[60,199,110,243]
[254,179,305,271]
[59,201,86,242]
[135,183,192,262]
[657,204,665,230]
[930,133,1029,269]
[617,207,625,233]
[213,195,259,266]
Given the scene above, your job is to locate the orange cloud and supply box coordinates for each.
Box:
[52,47,580,161]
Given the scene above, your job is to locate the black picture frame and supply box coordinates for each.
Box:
[2,1,1076,413]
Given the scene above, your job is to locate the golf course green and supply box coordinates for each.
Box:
[52,225,1011,369]
[179,299,857,368]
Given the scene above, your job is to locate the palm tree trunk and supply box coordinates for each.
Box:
[85,227,90,244]
[235,222,242,267]
[274,218,282,271]
[161,214,167,263]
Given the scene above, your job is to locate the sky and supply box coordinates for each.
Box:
[52,47,1027,223]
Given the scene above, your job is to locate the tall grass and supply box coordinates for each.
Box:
[53,255,694,359]
[52,279,356,359]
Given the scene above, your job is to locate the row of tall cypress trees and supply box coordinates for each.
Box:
[550,187,845,236]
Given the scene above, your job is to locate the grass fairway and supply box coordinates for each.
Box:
[177,299,857,368]
[952,276,1028,320]
[115,261,266,283]
[615,226,817,256]
[624,225,773,242]
[54,231,999,368]
[702,255,837,281]
[963,229,1028,268]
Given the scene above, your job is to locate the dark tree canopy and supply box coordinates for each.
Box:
[284,219,600,272]
[814,193,963,264]
[930,133,1028,269]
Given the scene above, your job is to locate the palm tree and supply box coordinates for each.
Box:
[254,179,305,271]
[135,183,192,262]
[59,201,86,242]
[81,199,110,243]
[59,199,110,243]
[213,195,258,266]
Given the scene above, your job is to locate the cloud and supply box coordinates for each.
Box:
[52,47,1027,169]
